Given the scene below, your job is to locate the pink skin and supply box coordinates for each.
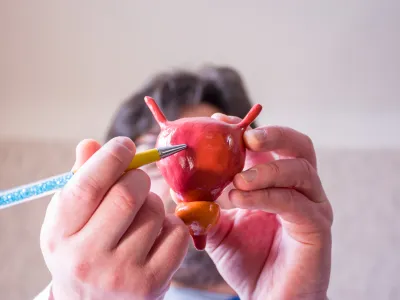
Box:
[202,114,333,300]
[159,106,332,299]
[39,137,190,300]
[156,117,246,203]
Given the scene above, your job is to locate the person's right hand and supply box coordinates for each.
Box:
[40,137,189,300]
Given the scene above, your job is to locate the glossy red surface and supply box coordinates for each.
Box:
[144,96,262,250]
[156,118,246,203]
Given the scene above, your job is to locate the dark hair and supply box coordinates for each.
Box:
[105,65,257,142]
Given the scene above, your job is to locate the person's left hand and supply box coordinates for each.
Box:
[200,114,333,300]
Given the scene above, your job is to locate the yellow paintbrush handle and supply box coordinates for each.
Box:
[72,148,161,175]
[126,148,160,170]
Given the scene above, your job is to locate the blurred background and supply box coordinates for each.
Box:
[0,1,399,299]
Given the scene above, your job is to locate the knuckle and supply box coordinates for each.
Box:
[65,175,101,205]
[125,267,161,297]
[111,183,137,213]
[170,223,190,242]
[275,126,287,140]
[106,148,126,166]
[267,126,287,148]
[102,269,124,291]
[133,169,151,191]
[253,139,267,152]
[40,233,57,254]
[40,220,58,254]
[299,158,314,180]
[111,170,152,214]
[71,257,92,282]
[292,158,313,189]
[144,268,160,291]
[238,190,256,208]
[287,188,298,202]
[285,188,299,211]
[261,188,272,201]
[105,141,132,166]
[266,161,281,177]
[146,193,166,219]
[126,169,151,194]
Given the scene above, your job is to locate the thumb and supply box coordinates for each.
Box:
[71,139,102,172]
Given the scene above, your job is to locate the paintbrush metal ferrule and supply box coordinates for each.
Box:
[158,144,187,159]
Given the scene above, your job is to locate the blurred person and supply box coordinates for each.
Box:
[35,66,333,300]
[105,66,259,299]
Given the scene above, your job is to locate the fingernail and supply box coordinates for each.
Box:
[113,136,135,153]
[71,164,78,173]
[71,140,86,172]
[212,113,240,123]
[244,128,266,142]
[212,113,225,119]
[240,169,257,182]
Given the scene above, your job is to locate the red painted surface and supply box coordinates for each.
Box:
[145,96,262,250]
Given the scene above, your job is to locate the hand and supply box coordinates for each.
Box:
[40,137,189,300]
[206,114,333,300]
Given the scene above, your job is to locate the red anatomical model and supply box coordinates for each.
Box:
[144,96,262,250]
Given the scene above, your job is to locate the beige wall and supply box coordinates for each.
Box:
[1,0,399,148]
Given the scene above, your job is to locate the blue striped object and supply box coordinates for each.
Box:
[0,172,73,209]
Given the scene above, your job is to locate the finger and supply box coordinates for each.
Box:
[233,158,326,203]
[211,113,243,125]
[211,113,253,131]
[117,192,166,261]
[40,139,101,243]
[211,113,277,168]
[77,169,151,250]
[145,215,190,284]
[71,139,102,171]
[229,188,318,224]
[54,136,136,237]
[244,126,317,168]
